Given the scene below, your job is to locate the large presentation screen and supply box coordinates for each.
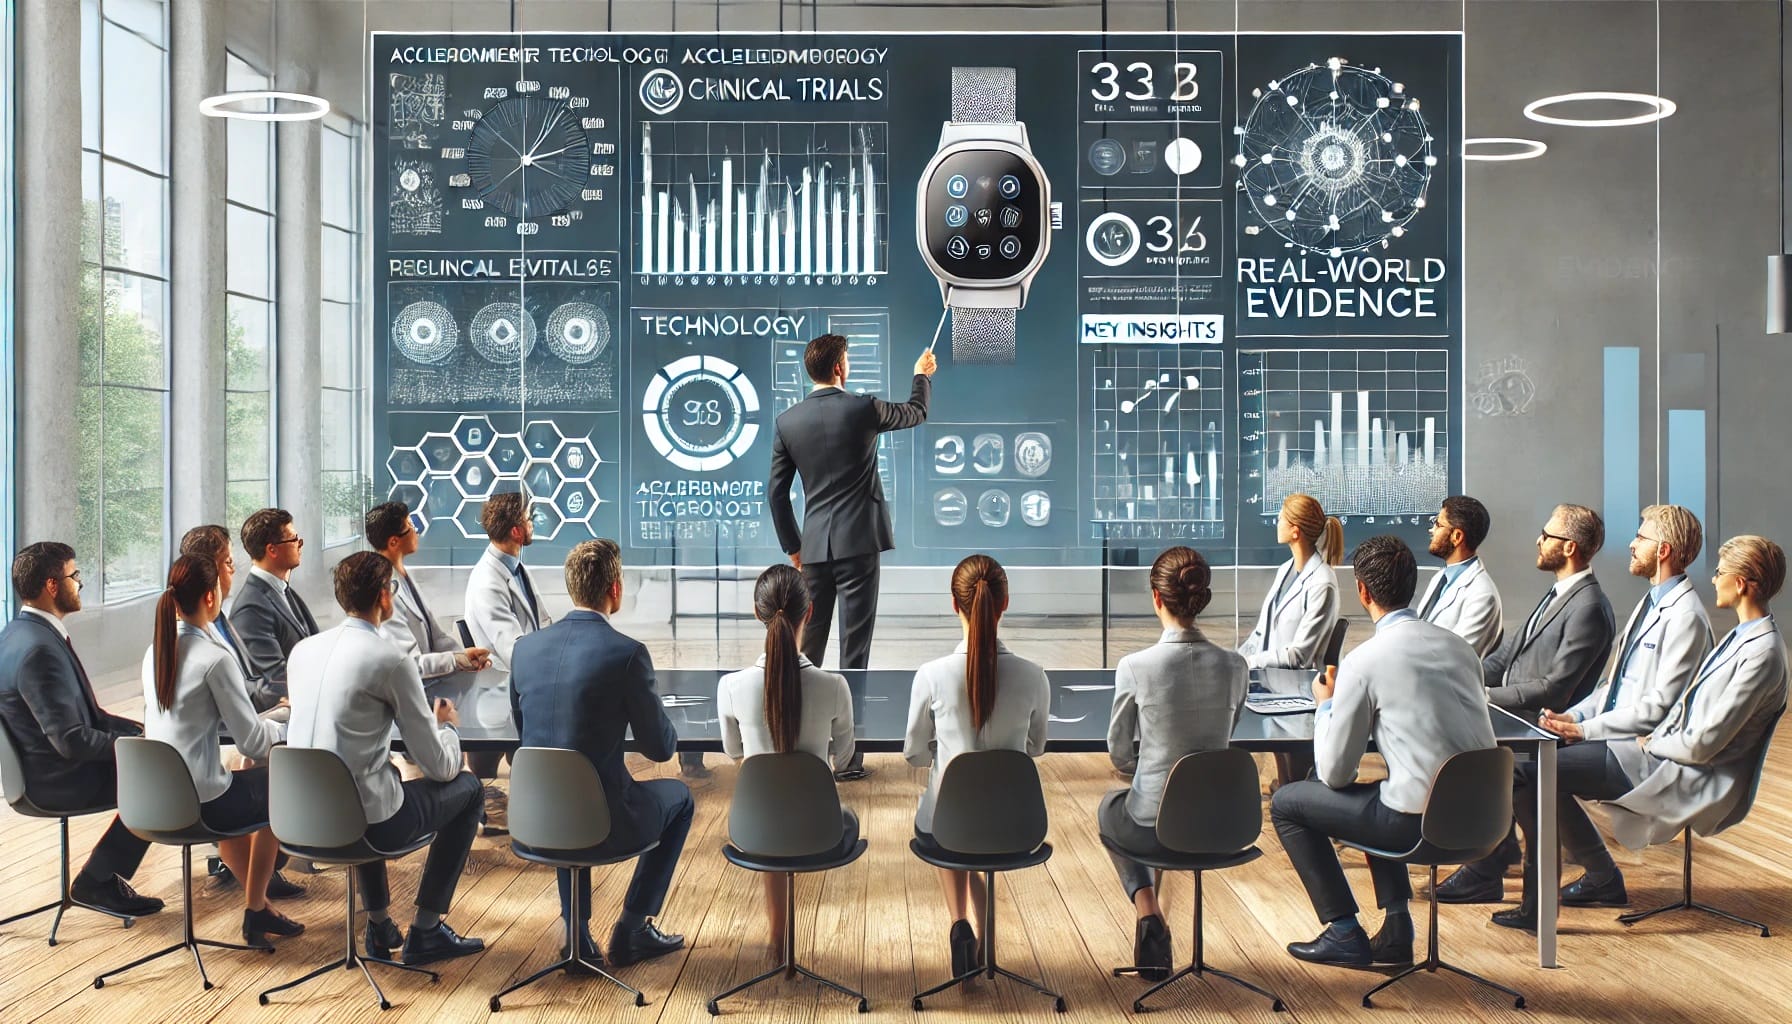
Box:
[372,31,1463,567]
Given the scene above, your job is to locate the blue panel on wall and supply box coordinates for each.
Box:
[1667,409,1707,570]
[1603,347,1640,535]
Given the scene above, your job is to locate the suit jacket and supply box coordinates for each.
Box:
[1607,616,1788,849]
[462,545,551,683]
[212,611,279,712]
[1238,554,1340,670]
[1107,627,1248,826]
[381,570,462,681]
[510,610,678,850]
[1566,576,1712,741]
[903,640,1050,833]
[1481,573,1615,714]
[0,611,140,808]
[1417,558,1505,657]
[769,376,930,563]
[230,571,320,703]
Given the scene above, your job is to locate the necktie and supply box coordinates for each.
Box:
[1603,595,1655,713]
[1522,588,1557,644]
[63,636,103,716]
[285,586,315,635]
[214,614,239,652]
[1419,572,1449,619]
[400,573,436,643]
[512,562,541,628]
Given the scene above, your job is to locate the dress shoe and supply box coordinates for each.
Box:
[1430,867,1506,904]
[1287,923,1372,968]
[561,931,605,974]
[607,920,685,966]
[1368,914,1414,966]
[365,917,406,960]
[243,906,306,949]
[70,874,164,917]
[949,919,978,978]
[834,767,872,782]
[402,921,486,966]
[1491,905,1538,932]
[1134,914,1173,981]
[1561,870,1628,907]
[267,871,307,900]
[680,760,713,780]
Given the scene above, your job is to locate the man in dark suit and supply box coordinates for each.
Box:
[0,542,164,917]
[510,539,690,967]
[230,508,320,704]
[768,334,935,778]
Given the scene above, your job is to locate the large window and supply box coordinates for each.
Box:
[225,52,275,530]
[321,119,368,544]
[79,0,169,601]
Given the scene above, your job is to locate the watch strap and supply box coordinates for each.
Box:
[950,306,1017,364]
[951,67,1017,123]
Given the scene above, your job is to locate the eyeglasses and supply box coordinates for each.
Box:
[61,571,84,593]
[386,577,402,594]
[1634,532,1664,545]
[1429,515,1451,530]
[270,536,304,549]
[1538,529,1574,545]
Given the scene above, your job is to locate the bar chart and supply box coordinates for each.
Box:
[1241,348,1450,517]
[635,121,889,279]
[1091,346,1227,541]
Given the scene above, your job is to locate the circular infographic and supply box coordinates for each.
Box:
[468,302,539,365]
[641,354,761,472]
[1234,57,1433,254]
[1164,137,1203,175]
[465,96,590,220]
[1086,212,1141,268]
[934,488,968,527]
[392,300,459,365]
[545,302,612,365]
[978,489,1012,528]
[1014,432,1052,478]
[1020,490,1052,527]
[1088,138,1126,176]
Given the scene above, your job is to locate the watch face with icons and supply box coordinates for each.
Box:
[919,145,1047,284]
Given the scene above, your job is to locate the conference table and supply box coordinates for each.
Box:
[420,666,1561,968]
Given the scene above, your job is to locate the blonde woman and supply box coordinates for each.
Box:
[1240,493,1343,669]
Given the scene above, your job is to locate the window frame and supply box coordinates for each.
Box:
[223,49,277,528]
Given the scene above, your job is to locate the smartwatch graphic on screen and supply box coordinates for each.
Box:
[915,67,1052,365]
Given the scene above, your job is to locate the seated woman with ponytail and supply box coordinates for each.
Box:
[141,554,304,949]
[1239,492,1343,670]
[717,564,859,957]
[1102,546,1249,980]
[903,554,1050,979]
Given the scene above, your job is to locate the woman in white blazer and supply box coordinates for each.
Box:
[142,555,304,949]
[717,564,857,958]
[903,554,1050,979]
[1239,492,1343,670]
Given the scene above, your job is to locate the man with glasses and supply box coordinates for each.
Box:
[364,502,491,688]
[231,508,320,706]
[0,542,166,918]
[1415,496,1505,656]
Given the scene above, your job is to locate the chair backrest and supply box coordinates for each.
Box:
[1730,703,1787,824]
[931,749,1048,856]
[1419,747,1514,852]
[0,720,27,807]
[269,745,371,850]
[1323,619,1350,669]
[114,737,204,836]
[729,752,845,858]
[509,746,612,850]
[1154,748,1261,855]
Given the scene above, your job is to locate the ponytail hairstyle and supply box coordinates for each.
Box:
[1283,493,1346,566]
[153,554,220,713]
[1149,546,1214,623]
[950,554,1009,731]
[753,564,810,754]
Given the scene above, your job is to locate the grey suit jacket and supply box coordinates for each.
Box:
[1481,574,1615,714]
[1417,558,1504,657]
[381,571,463,681]
[768,376,929,564]
[1238,554,1340,670]
[462,546,550,682]
[229,571,319,703]
[1607,616,1788,849]
[1567,576,1712,741]
[1107,627,1248,825]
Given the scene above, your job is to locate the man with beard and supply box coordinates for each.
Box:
[0,542,166,918]
[462,491,550,818]
[1415,496,1504,656]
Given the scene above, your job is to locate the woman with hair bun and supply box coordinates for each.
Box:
[1239,493,1344,671]
[1102,546,1249,981]
[903,554,1050,980]
[717,564,857,959]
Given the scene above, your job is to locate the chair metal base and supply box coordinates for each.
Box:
[912,870,1065,1014]
[92,845,272,991]
[1362,866,1524,1011]
[257,865,439,1010]
[490,879,646,1011]
[1112,871,1284,1013]
[0,816,136,946]
[1617,831,1770,937]
[708,872,867,1015]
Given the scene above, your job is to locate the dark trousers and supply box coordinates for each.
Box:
[358,771,483,915]
[802,553,878,772]
[1511,741,1635,904]
[1272,780,1422,925]
[557,778,694,925]
[47,771,151,885]
[1097,789,1169,901]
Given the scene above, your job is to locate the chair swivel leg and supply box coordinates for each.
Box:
[1116,871,1285,1013]
[914,870,1065,1013]
[491,875,645,1011]
[1362,866,1524,1010]
[257,866,439,1010]
[709,872,869,1015]
[1,818,136,947]
[93,846,270,991]
[1618,833,1770,937]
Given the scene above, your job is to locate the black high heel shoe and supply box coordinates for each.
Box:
[243,906,306,949]
[949,919,978,977]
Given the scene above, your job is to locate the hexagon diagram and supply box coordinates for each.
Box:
[451,498,488,540]
[488,433,529,476]
[528,499,565,541]
[387,446,427,486]
[451,415,497,456]
[453,454,500,500]
[553,437,600,482]
[419,432,464,475]
[522,420,567,461]
[553,479,600,524]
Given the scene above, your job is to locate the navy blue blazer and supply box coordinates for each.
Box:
[0,611,140,808]
[510,610,678,850]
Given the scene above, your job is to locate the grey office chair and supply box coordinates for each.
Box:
[489,746,654,1012]
[0,721,136,945]
[910,748,1065,1013]
[1617,704,1785,936]
[256,746,441,1010]
[1106,749,1285,1013]
[91,738,272,991]
[707,752,870,1016]
[1323,619,1351,668]
[1340,746,1524,1010]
